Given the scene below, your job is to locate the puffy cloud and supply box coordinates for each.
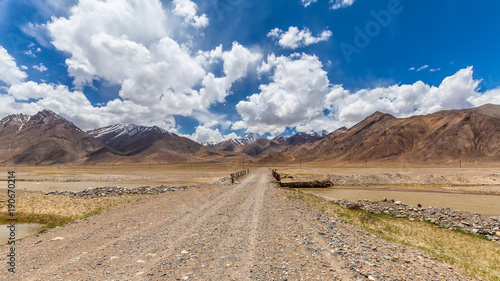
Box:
[47,0,169,87]
[43,0,260,129]
[234,53,332,136]
[0,46,27,85]
[235,58,499,134]
[222,42,262,82]
[327,67,485,126]
[330,0,356,10]
[33,63,48,72]
[5,81,179,131]
[300,0,318,7]
[187,123,238,144]
[468,89,500,106]
[172,0,209,28]
[268,27,332,49]
[199,42,262,108]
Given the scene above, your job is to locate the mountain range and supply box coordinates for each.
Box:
[0,104,499,165]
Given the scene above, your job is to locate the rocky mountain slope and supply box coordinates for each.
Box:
[211,133,259,151]
[1,104,498,165]
[303,104,500,164]
[86,123,204,163]
[0,110,104,165]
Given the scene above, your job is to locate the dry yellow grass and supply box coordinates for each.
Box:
[3,163,245,183]
[285,188,500,280]
[0,190,145,231]
[0,164,245,231]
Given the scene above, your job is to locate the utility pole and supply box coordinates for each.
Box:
[299,155,302,169]
[242,157,245,169]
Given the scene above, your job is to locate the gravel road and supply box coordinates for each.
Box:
[0,168,473,280]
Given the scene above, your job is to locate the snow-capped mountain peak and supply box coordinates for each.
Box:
[0,113,32,131]
[87,123,172,141]
[208,133,260,151]
[311,130,329,137]
[238,133,258,145]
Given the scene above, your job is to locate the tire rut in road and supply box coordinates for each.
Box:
[148,169,268,280]
[3,174,256,281]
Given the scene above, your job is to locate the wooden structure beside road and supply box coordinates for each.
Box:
[231,169,249,184]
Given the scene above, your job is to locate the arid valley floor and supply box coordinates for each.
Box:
[0,164,499,280]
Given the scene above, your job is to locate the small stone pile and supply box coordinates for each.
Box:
[328,198,500,242]
[46,185,198,198]
[46,176,234,198]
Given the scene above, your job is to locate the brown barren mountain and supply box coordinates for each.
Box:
[86,123,249,164]
[86,123,204,163]
[0,110,104,165]
[301,104,500,164]
[1,104,499,165]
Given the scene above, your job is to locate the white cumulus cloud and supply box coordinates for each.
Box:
[187,123,238,144]
[5,81,179,131]
[234,53,335,136]
[0,46,27,85]
[47,0,169,87]
[172,0,209,28]
[40,0,261,131]
[33,63,48,72]
[327,66,487,126]
[268,26,332,50]
[234,60,500,135]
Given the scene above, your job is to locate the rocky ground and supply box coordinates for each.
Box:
[0,168,476,280]
[44,176,233,198]
[323,197,500,242]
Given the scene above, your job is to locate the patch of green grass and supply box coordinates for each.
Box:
[281,187,500,281]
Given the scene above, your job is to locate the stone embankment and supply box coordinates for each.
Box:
[325,173,500,188]
[324,197,500,242]
[46,176,233,198]
[281,180,333,188]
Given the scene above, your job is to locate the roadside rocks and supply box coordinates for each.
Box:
[46,185,198,198]
[328,198,500,242]
[46,177,233,198]
[325,173,500,188]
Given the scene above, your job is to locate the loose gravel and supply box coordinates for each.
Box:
[0,169,475,280]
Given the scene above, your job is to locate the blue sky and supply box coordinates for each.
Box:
[0,0,499,143]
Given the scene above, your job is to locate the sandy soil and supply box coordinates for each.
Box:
[0,168,473,280]
[2,163,241,182]
[0,163,242,192]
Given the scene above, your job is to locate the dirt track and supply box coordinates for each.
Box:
[0,168,473,280]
